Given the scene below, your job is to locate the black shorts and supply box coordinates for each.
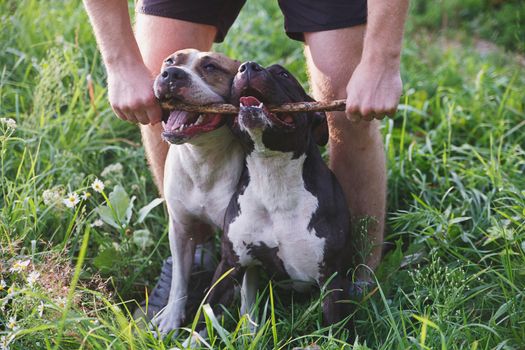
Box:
[136,0,367,43]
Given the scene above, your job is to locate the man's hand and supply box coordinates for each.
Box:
[345,0,408,122]
[345,59,402,122]
[107,62,163,125]
[83,0,163,125]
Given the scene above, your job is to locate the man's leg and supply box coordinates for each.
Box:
[134,15,217,195]
[132,16,217,321]
[304,27,386,275]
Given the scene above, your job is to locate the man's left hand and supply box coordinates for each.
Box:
[345,59,402,122]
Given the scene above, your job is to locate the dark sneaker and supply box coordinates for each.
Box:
[134,242,217,322]
[134,256,173,322]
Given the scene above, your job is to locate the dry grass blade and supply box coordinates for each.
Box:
[159,99,346,114]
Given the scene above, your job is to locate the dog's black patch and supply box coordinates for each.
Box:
[246,242,288,279]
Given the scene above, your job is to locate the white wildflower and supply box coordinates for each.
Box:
[9,259,30,273]
[63,192,80,208]
[42,188,62,206]
[0,335,11,350]
[0,279,6,291]
[37,301,45,317]
[81,191,91,200]
[26,271,40,287]
[90,219,104,227]
[7,316,18,331]
[101,163,123,177]
[56,296,67,308]
[91,178,105,193]
[0,118,17,130]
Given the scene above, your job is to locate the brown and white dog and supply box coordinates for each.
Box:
[151,49,244,334]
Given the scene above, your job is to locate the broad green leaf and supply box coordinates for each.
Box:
[94,185,135,228]
[93,247,119,272]
[137,197,164,224]
[95,206,119,229]
[108,185,133,225]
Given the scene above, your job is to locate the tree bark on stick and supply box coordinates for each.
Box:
[160,99,346,114]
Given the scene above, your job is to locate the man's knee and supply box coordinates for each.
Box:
[304,26,365,98]
[135,15,217,73]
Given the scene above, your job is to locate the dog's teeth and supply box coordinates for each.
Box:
[258,103,263,108]
[195,115,204,125]
[162,121,166,128]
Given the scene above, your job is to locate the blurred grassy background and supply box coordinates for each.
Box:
[409,0,524,52]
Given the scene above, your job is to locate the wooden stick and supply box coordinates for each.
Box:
[160,99,346,114]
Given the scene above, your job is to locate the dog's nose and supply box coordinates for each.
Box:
[160,67,187,81]
[239,61,263,74]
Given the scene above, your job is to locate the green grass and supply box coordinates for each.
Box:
[1,0,525,349]
[408,0,525,53]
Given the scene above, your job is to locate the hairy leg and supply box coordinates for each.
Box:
[134,15,217,195]
[132,16,218,323]
[304,27,386,275]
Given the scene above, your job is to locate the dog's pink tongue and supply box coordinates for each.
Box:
[165,110,190,131]
[240,96,261,107]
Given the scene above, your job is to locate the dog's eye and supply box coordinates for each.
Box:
[203,63,218,71]
[165,58,174,65]
[279,71,290,78]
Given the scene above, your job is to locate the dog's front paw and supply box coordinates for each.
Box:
[150,303,185,336]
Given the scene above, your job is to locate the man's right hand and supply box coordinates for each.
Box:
[107,61,163,125]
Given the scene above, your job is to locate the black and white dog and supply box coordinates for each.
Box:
[150,49,244,334]
[206,62,352,326]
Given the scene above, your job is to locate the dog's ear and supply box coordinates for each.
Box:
[303,93,329,146]
[311,111,329,146]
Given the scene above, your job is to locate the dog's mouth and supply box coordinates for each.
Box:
[238,94,295,129]
[161,110,224,144]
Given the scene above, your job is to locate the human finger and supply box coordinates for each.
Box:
[362,114,376,121]
[134,110,150,125]
[122,108,139,123]
[113,107,128,121]
[345,102,362,122]
[385,107,397,118]
[359,107,375,121]
[146,104,163,125]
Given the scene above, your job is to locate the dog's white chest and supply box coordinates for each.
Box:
[228,152,325,285]
[164,129,244,227]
